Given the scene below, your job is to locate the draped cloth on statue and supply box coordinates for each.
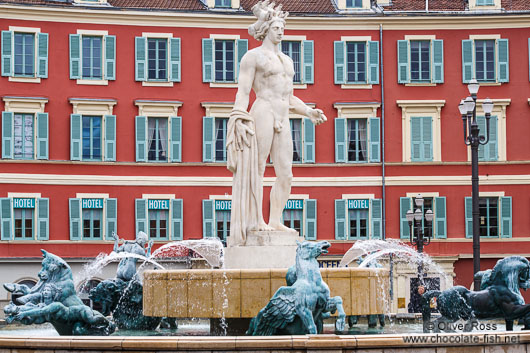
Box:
[226,109,261,246]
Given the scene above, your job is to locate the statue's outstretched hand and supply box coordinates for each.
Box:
[308,108,327,126]
[235,120,255,151]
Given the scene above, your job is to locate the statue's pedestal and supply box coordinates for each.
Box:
[224,230,303,269]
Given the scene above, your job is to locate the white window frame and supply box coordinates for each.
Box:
[76,193,110,241]
[339,36,374,89]
[7,26,41,83]
[141,194,176,242]
[208,34,241,88]
[206,0,240,9]
[468,0,501,10]
[403,35,438,87]
[336,0,371,10]
[141,32,174,87]
[281,35,308,90]
[341,193,375,240]
[76,29,109,86]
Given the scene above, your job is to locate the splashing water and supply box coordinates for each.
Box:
[150,238,225,268]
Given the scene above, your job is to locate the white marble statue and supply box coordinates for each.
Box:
[227,0,327,246]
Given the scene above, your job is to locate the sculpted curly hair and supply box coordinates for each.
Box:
[248,1,288,41]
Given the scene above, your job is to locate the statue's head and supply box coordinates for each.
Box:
[248,1,288,42]
[42,284,61,304]
[296,240,330,260]
[39,250,72,282]
[136,231,148,247]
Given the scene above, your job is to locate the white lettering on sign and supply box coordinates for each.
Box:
[348,199,369,210]
[285,199,303,210]
[82,199,104,209]
[148,199,170,210]
[215,200,232,211]
[13,198,35,209]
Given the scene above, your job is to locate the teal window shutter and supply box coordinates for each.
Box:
[400,197,412,239]
[170,116,182,162]
[70,114,82,161]
[135,198,148,234]
[432,39,444,84]
[135,37,146,81]
[465,197,472,238]
[434,196,447,239]
[500,196,512,238]
[169,37,181,82]
[135,116,147,162]
[497,39,509,83]
[236,39,248,80]
[335,199,347,240]
[304,199,317,240]
[104,35,116,80]
[411,117,432,161]
[370,198,382,239]
[69,34,81,79]
[36,112,49,160]
[397,40,410,84]
[105,198,117,241]
[368,117,380,162]
[36,33,48,79]
[302,40,314,84]
[104,115,116,162]
[2,111,14,159]
[423,117,433,161]
[1,31,13,77]
[303,118,315,163]
[334,41,345,84]
[334,118,347,163]
[203,116,215,162]
[1,198,13,240]
[202,38,214,83]
[368,41,379,84]
[36,198,49,241]
[171,199,183,240]
[69,198,81,240]
[462,39,474,83]
[202,199,215,238]
[478,116,498,161]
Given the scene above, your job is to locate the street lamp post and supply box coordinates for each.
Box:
[406,194,434,284]
[458,79,494,290]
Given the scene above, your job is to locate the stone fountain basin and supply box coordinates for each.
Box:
[143,267,389,318]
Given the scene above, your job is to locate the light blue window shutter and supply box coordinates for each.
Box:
[70,114,82,161]
[2,111,14,159]
[334,41,345,84]
[368,117,380,162]
[236,39,248,81]
[368,41,379,84]
[497,39,509,83]
[1,31,13,77]
[488,116,498,161]
[302,40,314,84]
[370,198,382,239]
[462,39,474,83]
[202,199,215,238]
[170,116,182,162]
[171,199,183,241]
[203,116,215,162]
[432,39,444,84]
[105,198,117,241]
[135,37,146,81]
[104,35,116,80]
[202,38,214,83]
[69,34,81,79]
[477,116,486,160]
[465,197,473,238]
[422,117,433,161]
[36,33,48,79]
[135,199,148,235]
[135,116,147,162]
[397,40,410,84]
[434,197,447,239]
[36,198,49,241]
[69,198,81,240]
[334,118,347,163]
[36,113,48,160]
[104,115,116,162]
[500,196,512,238]
[303,118,315,163]
[1,198,13,240]
[400,197,412,239]
[304,199,317,240]
[169,37,181,82]
[335,199,347,240]
[410,117,422,161]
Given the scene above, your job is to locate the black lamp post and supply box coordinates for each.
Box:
[406,194,434,284]
[458,78,494,291]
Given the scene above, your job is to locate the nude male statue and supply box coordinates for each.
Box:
[227,1,326,245]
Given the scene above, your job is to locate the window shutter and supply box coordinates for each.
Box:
[169,37,181,82]
[370,198,382,239]
[302,40,314,84]
[70,114,82,161]
[397,40,410,84]
[497,39,509,83]
[203,116,215,162]
[69,34,81,79]
[36,33,48,79]
[500,196,512,238]
[410,117,422,161]
[104,115,116,162]
[135,199,148,235]
[2,111,14,159]
[104,35,116,80]
[134,37,146,81]
[105,198,117,241]
[334,118,347,163]
[477,116,486,160]
[170,116,182,162]
[1,31,13,77]
[368,41,379,84]
[400,197,412,239]
[434,197,446,239]
[202,199,215,238]
[69,198,81,240]
[236,39,248,81]
[304,199,317,240]
[423,117,433,161]
[135,116,147,162]
[202,38,214,83]
[432,39,444,84]
[334,41,345,84]
[36,112,49,160]
[0,198,12,240]
[465,196,473,238]
[335,199,347,240]
[303,118,315,163]
[462,39,474,83]
[488,115,498,161]
[171,199,183,241]
[36,198,49,241]
[368,117,380,162]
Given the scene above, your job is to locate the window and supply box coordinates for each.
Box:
[335,117,380,163]
[13,113,34,159]
[410,116,433,162]
[14,208,33,240]
[348,208,368,239]
[69,197,116,241]
[81,36,102,79]
[69,33,115,82]
[346,0,363,8]
[397,39,444,84]
[1,197,49,241]
[465,196,511,238]
[469,0,500,9]
[335,198,382,240]
[83,207,102,240]
[347,118,367,162]
[400,196,446,239]
[281,199,317,240]
[202,38,247,84]
[147,38,167,81]
[147,200,170,240]
[135,36,181,83]
[14,33,34,77]
[282,41,301,83]
[477,0,494,4]
[135,114,181,163]
[203,117,229,162]
[215,0,231,7]
[280,40,314,85]
[148,118,168,162]
[289,118,315,163]
[202,199,232,244]
[462,38,508,84]
[334,39,379,85]
[70,114,116,162]
[135,198,183,241]
[216,207,231,246]
[82,116,102,161]
[1,29,48,80]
